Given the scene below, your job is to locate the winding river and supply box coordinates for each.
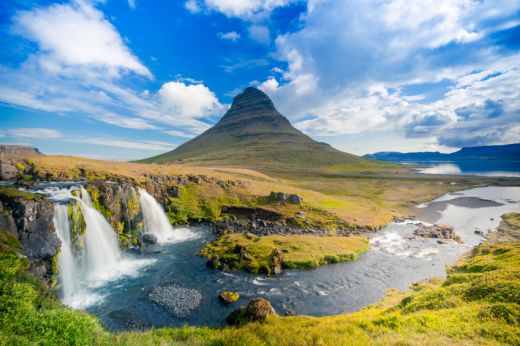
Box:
[33,184,520,331]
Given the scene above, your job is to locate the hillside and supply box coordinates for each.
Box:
[364,143,520,162]
[141,87,388,171]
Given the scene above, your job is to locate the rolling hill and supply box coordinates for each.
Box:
[141,87,388,170]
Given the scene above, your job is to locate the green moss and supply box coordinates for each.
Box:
[14,163,26,172]
[201,234,369,274]
[0,187,41,201]
[68,201,86,255]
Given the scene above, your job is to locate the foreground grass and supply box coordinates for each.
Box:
[200,233,370,273]
[2,220,519,345]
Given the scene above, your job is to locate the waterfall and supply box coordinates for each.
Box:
[53,204,79,303]
[138,188,175,243]
[77,186,121,281]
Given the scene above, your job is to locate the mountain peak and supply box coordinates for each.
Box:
[222,87,278,121]
[141,87,378,169]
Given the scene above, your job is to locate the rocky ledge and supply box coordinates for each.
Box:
[0,187,60,287]
[413,224,463,243]
[146,283,203,318]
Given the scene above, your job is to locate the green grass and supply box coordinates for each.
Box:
[200,233,370,273]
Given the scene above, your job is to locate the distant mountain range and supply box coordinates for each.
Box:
[364,143,520,162]
[141,87,387,170]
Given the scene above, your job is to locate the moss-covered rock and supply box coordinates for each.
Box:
[219,291,240,304]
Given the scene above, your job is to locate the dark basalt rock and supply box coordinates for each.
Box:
[142,233,158,244]
[0,188,60,287]
[146,283,203,318]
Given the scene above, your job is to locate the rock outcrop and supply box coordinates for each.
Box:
[413,224,463,243]
[227,298,277,325]
[219,291,240,304]
[0,188,60,286]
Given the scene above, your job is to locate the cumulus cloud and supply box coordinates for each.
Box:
[158,81,225,118]
[13,0,151,78]
[264,0,520,148]
[218,31,241,41]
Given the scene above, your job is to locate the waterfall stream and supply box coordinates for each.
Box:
[41,185,154,309]
[53,204,79,304]
[138,188,198,243]
[77,186,121,281]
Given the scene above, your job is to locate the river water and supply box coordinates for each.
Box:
[72,186,519,331]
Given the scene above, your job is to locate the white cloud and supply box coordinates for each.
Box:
[1,128,63,139]
[218,31,241,41]
[128,0,136,10]
[13,0,151,78]
[158,81,224,118]
[185,0,201,13]
[186,0,295,19]
[262,0,520,148]
[248,25,270,44]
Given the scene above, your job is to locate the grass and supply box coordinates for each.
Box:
[15,155,519,230]
[486,213,520,242]
[200,233,370,273]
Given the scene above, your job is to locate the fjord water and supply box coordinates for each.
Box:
[80,186,520,331]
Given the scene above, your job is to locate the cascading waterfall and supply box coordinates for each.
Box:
[138,188,175,243]
[138,187,198,243]
[53,204,79,303]
[77,186,121,280]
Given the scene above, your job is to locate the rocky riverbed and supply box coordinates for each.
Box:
[146,283,203,318]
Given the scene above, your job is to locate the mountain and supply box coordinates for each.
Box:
[364,143,520,162]
[142,87,384,170]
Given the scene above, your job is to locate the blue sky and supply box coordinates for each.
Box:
[0,0,519,160]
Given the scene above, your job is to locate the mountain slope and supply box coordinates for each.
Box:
[364,143,520,162]
[142,87,385,170]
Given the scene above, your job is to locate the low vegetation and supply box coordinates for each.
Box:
[201,233,370,273]
[487,213,520,242]
[11,155,517,229]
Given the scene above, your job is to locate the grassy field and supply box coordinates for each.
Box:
[14,155,519,229]
[2,217,519,345]
[200,233,370,273]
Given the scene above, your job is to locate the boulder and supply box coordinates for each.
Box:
[227,298,277,325]
[269,192,303,204]
[219,291,240,304]
[142,233,158,244]
[413,224,463,243]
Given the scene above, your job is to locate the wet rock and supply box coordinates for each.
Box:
[413,224,463,243]
[227,298,277,325]
[219,291,240,304]
[474,229,484,235]
[146,283,203,318]
[142,233,158,244]
[0,188,60,287]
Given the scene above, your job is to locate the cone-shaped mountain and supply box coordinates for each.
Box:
[142,87,382,169]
